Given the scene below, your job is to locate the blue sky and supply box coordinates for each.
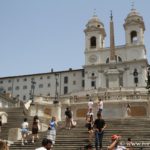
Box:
[0,0,149,77]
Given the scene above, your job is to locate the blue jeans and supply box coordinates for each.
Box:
[95,130,104,150]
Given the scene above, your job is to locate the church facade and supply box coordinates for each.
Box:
[0,8,149,102]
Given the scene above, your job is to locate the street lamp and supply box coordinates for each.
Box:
[30,79,36,104]
[54,73,59,104]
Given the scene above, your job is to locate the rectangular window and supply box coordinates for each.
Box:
[0,81,3,84]
[47,76,50,79]
[48,83,51,87]
[15,86,20,90]
[40,76,43,80]
[8,80,11,83]
[39,84,43,88]
[91,81,95,87]
[64,76,68,84]
[23,85,27,89]
[24,78,27,81]
[17,79,20,82]
[73,81,76,85]
[8,87,12,91]
[64,86,68,94]
[73,73,76,76]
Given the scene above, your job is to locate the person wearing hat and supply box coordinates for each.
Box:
[107,135,129,150]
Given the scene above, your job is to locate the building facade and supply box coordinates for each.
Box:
[0,8,149,102]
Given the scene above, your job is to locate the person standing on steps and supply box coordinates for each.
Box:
[94,112,107,150]
[97,98,103,114]
[31,116,39,143]
[47,116,57,145]
[88,99,94,112]
[65,107,72,130]
[21,118,29,146]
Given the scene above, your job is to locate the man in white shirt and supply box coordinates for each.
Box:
[35,138,52,150]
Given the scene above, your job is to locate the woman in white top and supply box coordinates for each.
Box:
[88,99,93,111]
[21,118,29,145]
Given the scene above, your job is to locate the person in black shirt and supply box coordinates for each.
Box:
[65,107,72,129]
[94,112,107,150]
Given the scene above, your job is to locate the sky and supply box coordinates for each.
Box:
[0,0,150,77]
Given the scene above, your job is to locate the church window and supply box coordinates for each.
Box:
[90,36,96,48]
[133,68,139,86]
[8,80,11,83]
[130,31,138,43]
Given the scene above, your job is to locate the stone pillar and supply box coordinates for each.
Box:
[51,103,62,121]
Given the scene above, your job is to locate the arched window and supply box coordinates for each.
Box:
[130,31,138,43]
[90,36,96,48]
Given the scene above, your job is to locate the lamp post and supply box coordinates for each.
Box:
[31,79,36,104]
[54,73,59,104]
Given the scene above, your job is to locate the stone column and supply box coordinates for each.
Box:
[52,103,62,121]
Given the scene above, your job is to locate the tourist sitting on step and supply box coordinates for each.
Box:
[32,116,40,143]
[21,118,29,145]
[107,135,130,150]
[47,116,57,145]
[65,107,72,130]
[35,138,53,150]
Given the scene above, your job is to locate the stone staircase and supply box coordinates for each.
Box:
[53,119,150,150]
[1,107,150,150]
